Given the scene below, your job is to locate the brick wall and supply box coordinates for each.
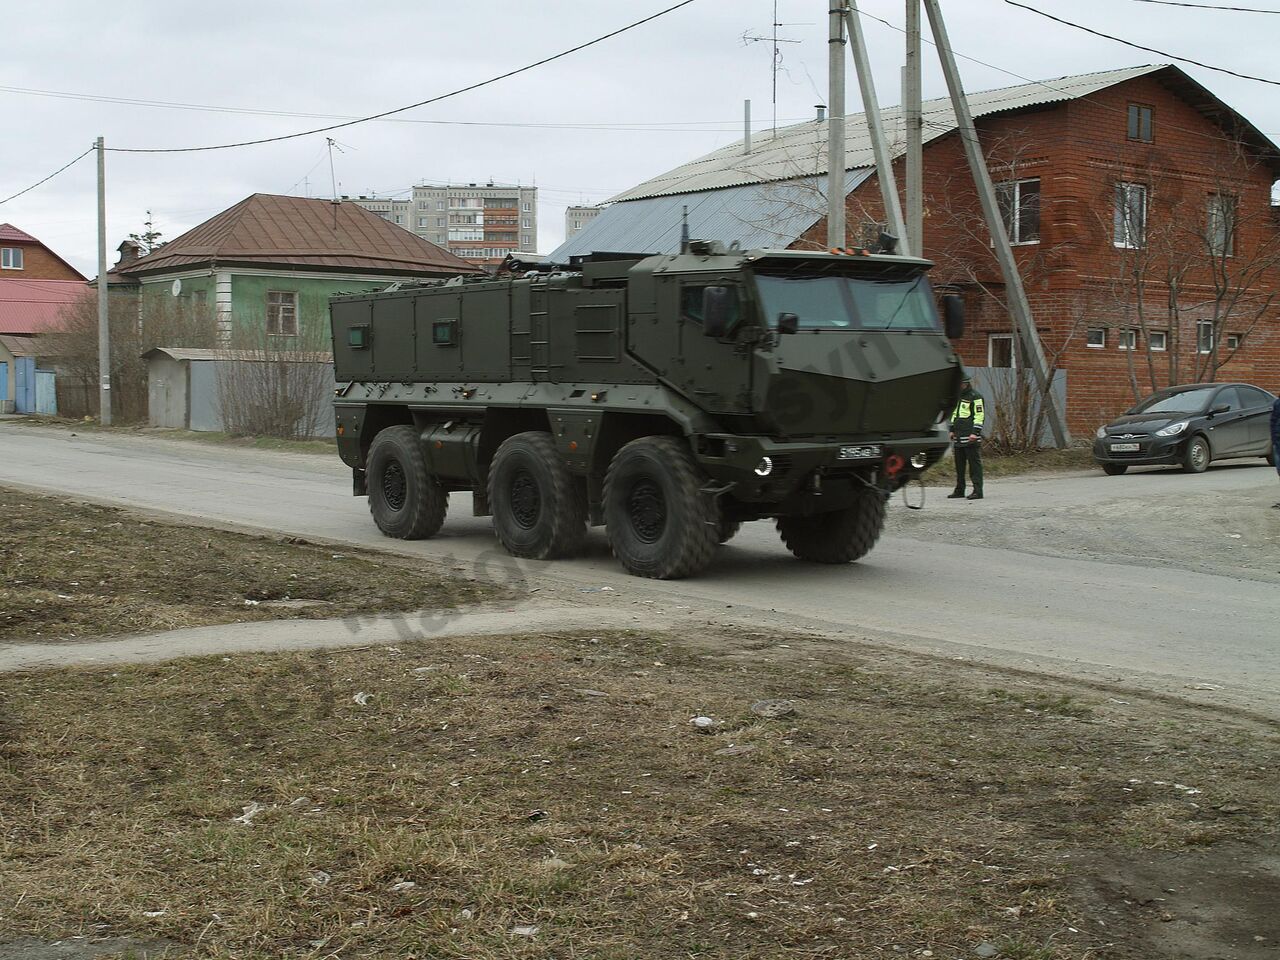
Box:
[793,70,1280,435]
[1,241,85,281]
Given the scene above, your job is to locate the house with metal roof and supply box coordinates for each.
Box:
[105,193,482,346]
[552,64,1280,433]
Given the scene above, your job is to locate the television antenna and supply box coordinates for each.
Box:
[741,1,808,135]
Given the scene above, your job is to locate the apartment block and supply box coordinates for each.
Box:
[348,181,537,269]
[565,205,602,240]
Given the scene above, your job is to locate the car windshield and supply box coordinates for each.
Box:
[754,274,939,331]
[1132,387,1217,414]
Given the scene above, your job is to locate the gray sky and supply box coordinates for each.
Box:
[3,0,1277,275]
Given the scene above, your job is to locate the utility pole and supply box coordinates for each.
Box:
[826,0,847,248]
[845,2,909,253]
[904,0,924,254]
[921,0,1070,446]
[96,136,111,426]
[744,99,752,155]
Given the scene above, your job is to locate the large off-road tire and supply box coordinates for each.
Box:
[367,425,448,540]
[776,485,886,564]
[1102,463,1128,476]
[603,436,718,579]
[488,431,587,560]
[1181,435,1211,474]
[717,518,743,544]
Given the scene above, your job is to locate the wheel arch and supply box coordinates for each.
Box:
[359,404,414,466]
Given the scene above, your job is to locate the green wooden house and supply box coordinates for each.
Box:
[106,193,480,346]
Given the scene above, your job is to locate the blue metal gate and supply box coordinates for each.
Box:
[0,361,8,411]
[14,356,36,414]
[35,369,57,415]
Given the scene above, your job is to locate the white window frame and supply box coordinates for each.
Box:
[1226,333,1243,351]
[987,333,1018,368]
[1207,193,1236,257]
[1114,182,1148,249]
[265,290,298,337]
[1196,320,1214,355]
[1086,327,1106,349]
[1148,330,1168,352]
[995,178,1041,245]
[1117,328,1138,351]
[1127,103,1154,143]
[1,247,24,270]
[522,202,531,212]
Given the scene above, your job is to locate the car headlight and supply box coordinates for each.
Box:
[1095,425,1107,439]
[1155,421,1189,437]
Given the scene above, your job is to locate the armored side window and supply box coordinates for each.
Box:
[680,285,741,330]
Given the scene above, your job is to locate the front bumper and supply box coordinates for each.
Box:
[1091,434,1185,466]
[695,430,950,503]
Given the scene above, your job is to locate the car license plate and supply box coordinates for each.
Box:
[838,444,882,460]
[1110,442,1140,452]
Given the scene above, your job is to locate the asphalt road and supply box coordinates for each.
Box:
[3,423,1278,715]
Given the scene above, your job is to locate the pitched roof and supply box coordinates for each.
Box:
[0,279,91,335]
[550,171,874,261]
[611,64,1279,202]
[110,193,482,279]
[0,224,40,244]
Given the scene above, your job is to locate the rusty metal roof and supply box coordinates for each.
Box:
[613,64,1277,201]
[112,194,482,279]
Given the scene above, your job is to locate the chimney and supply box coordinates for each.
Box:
[815,104,827,122]
[115,240,143,266]
[743,99,752,155]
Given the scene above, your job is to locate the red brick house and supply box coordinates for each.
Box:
[0,224,86,282]
[556,65,1280,435]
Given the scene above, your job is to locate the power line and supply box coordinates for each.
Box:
[1129,0,1280,12]
[855,7,1280,149]
[0,145,94,206]
[0,82,792,133]
[107,0,700,154]
[1003,1,1280,86]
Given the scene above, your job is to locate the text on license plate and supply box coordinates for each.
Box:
[838,444,882,460]
[1110,443,1140,452]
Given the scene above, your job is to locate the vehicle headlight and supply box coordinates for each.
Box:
[1155,421,1189,437]
[753,457,773,477]
[1095,425,1107,439]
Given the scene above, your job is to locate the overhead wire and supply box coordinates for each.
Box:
[1129,0,1280,12]
[0,145,94,206]
[855,7,1280,149]
[1002,1,1280,86]
[106,0,700,153]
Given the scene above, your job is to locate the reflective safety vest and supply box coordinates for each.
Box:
[951,393,986,436]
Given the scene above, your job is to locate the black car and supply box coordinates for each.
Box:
[1093,382,1277,475]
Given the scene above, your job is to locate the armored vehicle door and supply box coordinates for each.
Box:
[644,276,752,416]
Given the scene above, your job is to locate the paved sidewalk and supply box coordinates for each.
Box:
[0,603,657,673]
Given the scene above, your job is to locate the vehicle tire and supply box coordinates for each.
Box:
[1102,463,1128,476]
[488,431,587,560]
[604,436,718,579]
[1181,435,1211,474]
[777,485,886,564]
[717,518,742,544]
[367,425,448,540]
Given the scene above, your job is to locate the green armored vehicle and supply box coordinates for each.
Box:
[329,242,964,579]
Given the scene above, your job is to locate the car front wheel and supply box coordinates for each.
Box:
[1102,463,1128,476]
[1181,435,1210,474]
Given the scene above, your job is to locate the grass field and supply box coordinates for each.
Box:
[0,489,497,643]
[1,625,1276,958]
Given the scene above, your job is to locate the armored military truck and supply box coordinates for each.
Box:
[329,242,964,579]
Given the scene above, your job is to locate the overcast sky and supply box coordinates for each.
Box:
[3,0,1277,275]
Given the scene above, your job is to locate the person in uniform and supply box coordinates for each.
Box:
[948,373,985,501]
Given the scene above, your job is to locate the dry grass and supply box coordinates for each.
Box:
[0,489,497,642]
[926,447,1097,486]
[1,627,1276,958]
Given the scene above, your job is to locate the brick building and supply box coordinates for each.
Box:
[0,224,86,282]
[554,65,1280,434]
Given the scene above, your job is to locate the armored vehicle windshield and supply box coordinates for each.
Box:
[753,273,940,331]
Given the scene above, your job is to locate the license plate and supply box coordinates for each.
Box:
[838,444,882,460]
[1110,443,1140,452]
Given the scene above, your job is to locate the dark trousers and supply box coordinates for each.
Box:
[954,442,983,493]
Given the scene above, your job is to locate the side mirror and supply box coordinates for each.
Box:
[702,286,732,338]
[1209,403,1230,416]
[942,294,965,340]
[776,312,799,335]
